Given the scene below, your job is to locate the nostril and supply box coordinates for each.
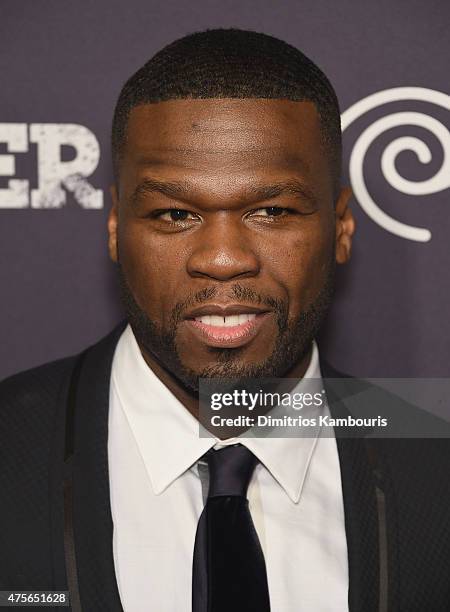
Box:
[186,247,260,281]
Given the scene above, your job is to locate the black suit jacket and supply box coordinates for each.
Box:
[1,322,450,611]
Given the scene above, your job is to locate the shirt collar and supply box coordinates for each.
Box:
[213,341,324,503]
[111,324,324,502]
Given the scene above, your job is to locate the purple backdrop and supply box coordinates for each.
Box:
[1,0,449,380]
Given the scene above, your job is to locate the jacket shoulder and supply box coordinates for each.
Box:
[0,355,77,411]
[0,321,127,424]
[0,323,126,588]
[0,356,81,587]
[0,355,79,475]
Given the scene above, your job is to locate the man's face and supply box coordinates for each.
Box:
[108,99,353,391]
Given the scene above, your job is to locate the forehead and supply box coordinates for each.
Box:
[120,99,332,197]
[127,98,322,157]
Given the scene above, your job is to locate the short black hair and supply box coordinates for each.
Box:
[112,28,342,193]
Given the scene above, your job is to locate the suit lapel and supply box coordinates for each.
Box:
[70,322,127,611]
[321,361,381,612]
[54,329,382,611]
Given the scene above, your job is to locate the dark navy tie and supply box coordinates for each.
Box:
[192,444,271,612]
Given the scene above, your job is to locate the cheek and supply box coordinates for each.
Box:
[118,224,188,315]
[263,227,333,307]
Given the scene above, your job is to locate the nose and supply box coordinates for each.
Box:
[186,216,260,281]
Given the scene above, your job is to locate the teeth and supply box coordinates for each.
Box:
[194,313,257,326]
[210,315,226,326]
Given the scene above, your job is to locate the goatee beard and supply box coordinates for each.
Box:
[116,264,335,394]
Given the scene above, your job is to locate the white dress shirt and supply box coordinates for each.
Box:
[108,324,349,611]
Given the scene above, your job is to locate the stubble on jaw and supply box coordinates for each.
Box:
[115,257,336,394]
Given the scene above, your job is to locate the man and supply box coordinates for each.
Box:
[1,29,449,612]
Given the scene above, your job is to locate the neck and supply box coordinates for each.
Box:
[138,343,314,427]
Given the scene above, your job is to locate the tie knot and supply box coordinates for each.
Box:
[205,444,258,498]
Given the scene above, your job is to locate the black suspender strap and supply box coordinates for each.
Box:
[63,351,87,612]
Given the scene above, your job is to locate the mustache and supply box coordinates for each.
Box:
[171,284,287,329]
[116,262,288,332]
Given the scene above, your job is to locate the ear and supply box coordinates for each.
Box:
[108,185,119,263]
[335,186,355,264]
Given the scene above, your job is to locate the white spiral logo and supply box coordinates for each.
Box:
[341,87,450,242]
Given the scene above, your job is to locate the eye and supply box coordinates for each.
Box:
[249,206,290,218]
[157,209,199,222]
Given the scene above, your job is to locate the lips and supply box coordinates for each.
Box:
[185,303,270,318]
[183,304,271,348]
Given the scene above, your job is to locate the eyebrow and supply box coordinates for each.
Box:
[131,179,189,205]
[130,178,317,208]
[248,180,317,204]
